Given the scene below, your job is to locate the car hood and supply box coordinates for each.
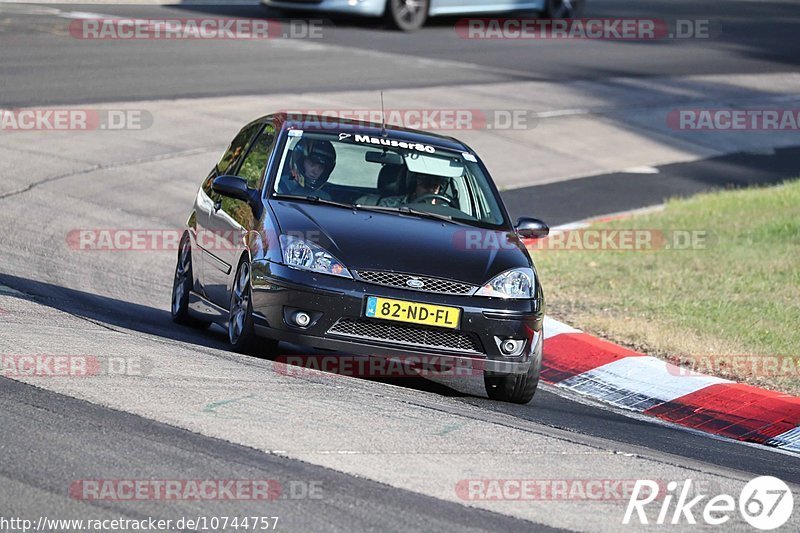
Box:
[268,200,531,285]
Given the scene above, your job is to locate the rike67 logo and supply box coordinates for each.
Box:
[624,477,794,530]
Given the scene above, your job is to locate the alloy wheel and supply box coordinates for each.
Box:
[171,238,191,317]
[388,0,428,31]
[229,262,251,344]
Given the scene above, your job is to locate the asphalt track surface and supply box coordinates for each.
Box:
[1,377,554,532]
[1,146,798,529]
[0,0,798,106]
[1,1,800,531]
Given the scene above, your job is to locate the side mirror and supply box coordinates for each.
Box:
[212,175,250,202]
[211,175,263,219]
[515,217,550,239]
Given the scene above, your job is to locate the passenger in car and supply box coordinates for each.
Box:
[355,163,408,205]
[379,172,449,207]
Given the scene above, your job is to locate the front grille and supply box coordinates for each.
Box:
[327,318,482,354]
[355,270,475,295]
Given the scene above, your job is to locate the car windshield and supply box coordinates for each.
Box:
[270,130,508,229]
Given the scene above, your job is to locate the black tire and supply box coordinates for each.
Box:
[543,0,585,18]
[484,334,543,404]
[228,258,278,356]
[171,234,210,329]
[385,0,429,31]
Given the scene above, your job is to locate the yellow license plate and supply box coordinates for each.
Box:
[365,296,460,329]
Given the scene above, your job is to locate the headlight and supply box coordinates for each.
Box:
[476,268,534,299]
[279,235,352,278]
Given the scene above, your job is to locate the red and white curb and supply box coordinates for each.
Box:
[542,316,800,453]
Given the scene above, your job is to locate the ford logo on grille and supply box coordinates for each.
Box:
[406,278,425,288]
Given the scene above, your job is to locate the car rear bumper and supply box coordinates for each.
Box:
[262,0,386,17]
[261,0,550,17]
[250,261,544,374]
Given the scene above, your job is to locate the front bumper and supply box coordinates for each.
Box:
[251,261,544,374]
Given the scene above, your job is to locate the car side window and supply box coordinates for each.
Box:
[211,123,277,229]
[200,170,217,199]
[466,170,498,223]
[236,123,276,189]
[202,122,262,199]
[217,123,261,176]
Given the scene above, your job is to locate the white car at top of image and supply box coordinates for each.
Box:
[262,0,586,31]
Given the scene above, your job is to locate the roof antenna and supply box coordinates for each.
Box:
[380,91,387,137]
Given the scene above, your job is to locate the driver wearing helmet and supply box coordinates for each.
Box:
[279,137,336,199]
[379,171,449,207]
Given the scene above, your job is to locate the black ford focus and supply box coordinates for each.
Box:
[171,113,549,403]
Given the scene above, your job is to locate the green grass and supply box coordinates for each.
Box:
[533,179,800,393]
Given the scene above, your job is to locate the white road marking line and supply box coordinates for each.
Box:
[1,6,112,19]
[0,284,24,297]
[543,316,581,338]
[620,165,660,174]
[536,108,592,118]
[768,426,800,452]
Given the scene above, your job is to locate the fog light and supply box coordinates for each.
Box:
[500,339,524,356]
[293,311,311,327]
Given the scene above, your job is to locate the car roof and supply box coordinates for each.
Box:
[259,113,471,153]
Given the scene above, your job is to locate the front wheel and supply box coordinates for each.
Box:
[228,258,278,356]
[385,0,429,31]
[543,0,585,19]
[484,334,542,404]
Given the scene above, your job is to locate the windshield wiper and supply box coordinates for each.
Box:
[272,194,357,211]
[357,204,467,225]
[273,195,467,225]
